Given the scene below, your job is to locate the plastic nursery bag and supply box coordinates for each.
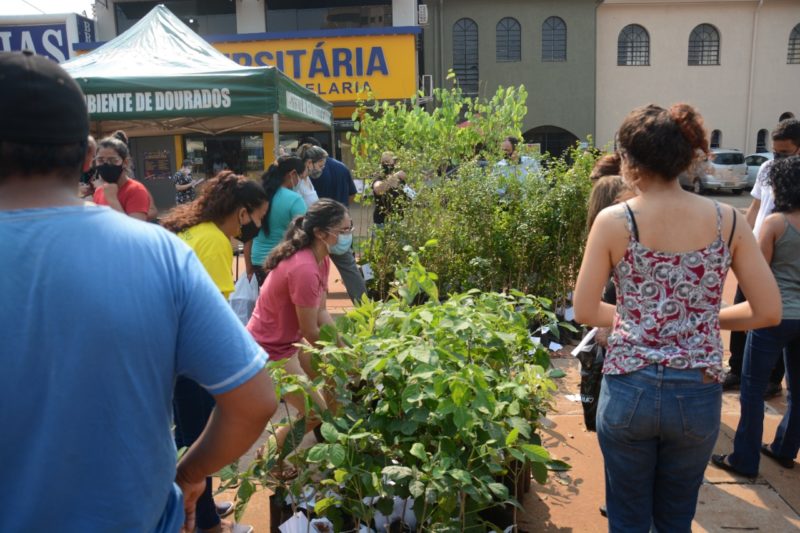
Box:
[229,274,258,325]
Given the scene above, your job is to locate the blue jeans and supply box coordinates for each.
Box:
[729,320,800,475]
[597,365,721,532]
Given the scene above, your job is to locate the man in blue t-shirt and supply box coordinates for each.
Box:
[300,137,367,302]
[0,51,277,533]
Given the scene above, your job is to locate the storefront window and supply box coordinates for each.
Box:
[116,0,236,36]
[266,1,391,32]
[184,134,265,181]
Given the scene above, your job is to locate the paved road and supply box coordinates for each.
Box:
[706,190,753,210]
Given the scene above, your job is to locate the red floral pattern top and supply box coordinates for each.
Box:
[604,202,731,381]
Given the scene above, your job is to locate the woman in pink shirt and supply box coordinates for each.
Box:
[247,198,352,458]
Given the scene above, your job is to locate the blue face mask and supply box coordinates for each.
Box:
[329,232,353,255]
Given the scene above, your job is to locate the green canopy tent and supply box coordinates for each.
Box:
[62,4,333,151]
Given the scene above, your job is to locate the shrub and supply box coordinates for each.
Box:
[361,145,595,305]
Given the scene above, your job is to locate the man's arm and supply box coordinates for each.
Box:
[175,371,276,532]
[745,199,760,229]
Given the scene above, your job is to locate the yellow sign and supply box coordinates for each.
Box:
[213,33,417,103]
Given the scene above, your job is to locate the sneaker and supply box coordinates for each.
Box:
[722,372,741,391]
[764,382,783,400]
[215,501,234,518]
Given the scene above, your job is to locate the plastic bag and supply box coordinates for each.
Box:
[229,274,258,325]
[576,343,605,432]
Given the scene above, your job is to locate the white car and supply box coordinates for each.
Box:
[679,148,748,195]
[744,152,773,189]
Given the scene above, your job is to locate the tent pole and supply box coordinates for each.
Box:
[273,113,280,158]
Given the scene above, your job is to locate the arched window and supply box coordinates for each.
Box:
[453,18,479,95]
[688,24,720,65]
[542,16,567,62]
[789,24,800,64]
[710,129,722,148]
[756,129,768,153]
[496,17,521,62]
[617,24,649,66]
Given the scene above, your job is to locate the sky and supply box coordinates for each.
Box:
[3,0,95,17]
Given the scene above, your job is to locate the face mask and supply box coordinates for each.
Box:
[328,232,353,255]
[239,221,260,243]
[382,164,394,175]
[97,163,124,183]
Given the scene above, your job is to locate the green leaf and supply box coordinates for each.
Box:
[314,496,337,515]
[507,416,532,438]
[399,420,419,435]
[236,478,256,504]
[410,442,427,461]
[409,479,425,498]
[382,465,413,481]
[279,417,308,462]
[320,422,340,443]
[531,461,549,484]
[521,444,550,463]
[548,368,567,379]
[488,482,509,499]
[334,468,348,483]
[505,428,520,447]
[449,469,472,484]
[546,459,571,472]
[328,443,347,467]
[306,444,329,463]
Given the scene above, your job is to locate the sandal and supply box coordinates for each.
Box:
[710,454,757,479]
[760,443,795,469]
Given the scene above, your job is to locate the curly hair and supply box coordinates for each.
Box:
[263,198,347,273]
[617,103,709,180]
[160,171,267,234]
[767,156,800,213]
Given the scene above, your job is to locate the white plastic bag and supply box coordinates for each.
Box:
[229,274,258,325]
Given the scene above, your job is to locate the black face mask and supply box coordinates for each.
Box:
[239,221,260,243]
[97,163,124,184]
[382,164,394,175]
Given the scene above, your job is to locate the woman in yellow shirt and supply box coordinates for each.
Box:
[161,171,268,533]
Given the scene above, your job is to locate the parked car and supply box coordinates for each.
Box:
[744,152,773,189]
[679,148,748,195]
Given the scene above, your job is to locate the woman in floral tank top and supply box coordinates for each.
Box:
[574,104,781,532]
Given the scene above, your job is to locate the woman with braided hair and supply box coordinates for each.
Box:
[574,103,781,531]
[247,199,351,461]
[161,171,267,533]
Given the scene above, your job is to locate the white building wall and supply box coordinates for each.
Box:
[596,0,799,153]
[236,0,266,34]
[392,0,418,26]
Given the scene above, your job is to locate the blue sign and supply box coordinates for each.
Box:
[0,23,70,62]
[76,15,95,44]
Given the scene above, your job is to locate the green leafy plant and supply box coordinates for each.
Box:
[230,246,569,531]
[307,245,567,531]
[347,74,529,197]
[360,144,594,307]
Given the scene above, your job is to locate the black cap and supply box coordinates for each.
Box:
[0,51,89,144]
